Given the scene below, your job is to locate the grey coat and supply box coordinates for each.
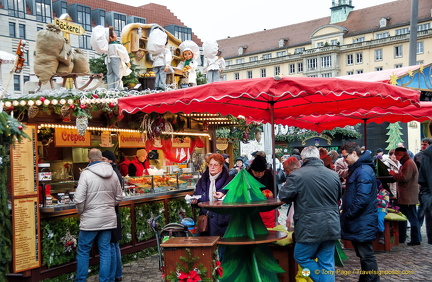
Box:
[75,161,123,231]
[279,157,342,243]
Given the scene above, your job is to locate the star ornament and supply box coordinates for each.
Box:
[389,73,398,85]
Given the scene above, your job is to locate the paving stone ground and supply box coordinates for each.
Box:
[88,205,432,281]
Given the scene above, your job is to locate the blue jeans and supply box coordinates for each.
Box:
[377,211,386,232]
[351,241,380,282]
[399,204,421,243]
[110,242,122,280]
[294,240,336,282]
[75,230,112,282]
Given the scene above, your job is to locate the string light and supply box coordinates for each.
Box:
[37,124,211,137]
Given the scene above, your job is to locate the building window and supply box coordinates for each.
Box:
[9,22,16,37]
[35,0,52,23]
[77,5,92,31]
[262,53,272,60]
[247,71,252,79]
[236,58,244,64]
[417,41,424,54]
[18,24,25,39]
[276,51,286,57]
[113,13,127,36]
[226,61,232,66]
[274,66,281,76]
[23,75,30,84]
[346,54,353,65]
[353,37,365,43]
[79,35,91,49]
[375,49,383,61]
[234,73,240,80]
[249,56,258,62]
[37,26,43,32]
[166,25,192,42]
[395,28,409,35]
[375,32,390,39]
[322,73,332,78]
[331,39,338,45]
[24,52,29,66]
[375,67,383,71]
[395,64,403,68]
[14,75,20,91]
[418,23,431,31]
[417,60,424,65]
[356,52,363,64]
[394,45,403,58]
[347,71,354,75]
[294,47,305,54]
[321,56,332,68]
[356,70,363,74]
[260,68,266,77]
[297,62,303,73]
[289,64,295,74]
[8,0,26,18]
[316,42,324,47]
[308,75,318,78]
[307,58,317,70]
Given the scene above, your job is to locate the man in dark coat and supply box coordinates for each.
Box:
[279,146,342,282]
[418,139,432,244]
[341,142,380,282]
[247,155,274,192]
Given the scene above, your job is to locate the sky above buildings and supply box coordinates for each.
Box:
[112,0,398,42]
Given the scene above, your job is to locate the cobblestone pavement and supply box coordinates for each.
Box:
[88,205,432,281]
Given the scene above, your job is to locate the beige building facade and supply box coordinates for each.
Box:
[218,0,432,81]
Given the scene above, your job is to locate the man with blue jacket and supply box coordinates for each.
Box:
[341,142,379,282]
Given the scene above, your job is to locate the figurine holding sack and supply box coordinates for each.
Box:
[203,40,225,83]
[147,27,172,91]
[90,26,131,90]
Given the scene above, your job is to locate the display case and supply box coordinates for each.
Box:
[124,172,200,197]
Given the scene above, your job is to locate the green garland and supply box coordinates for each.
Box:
[0,111,30,281]
[168,198,193,223]
[41,217,80,268]
[135,201,165,242]
[119,207,132,245]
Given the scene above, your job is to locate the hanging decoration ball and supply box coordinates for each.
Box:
[40,97,46,102]
[51,99,58,105]
[59,99,66,105]
[79,104,86,109]
[70,104,76,109]
[43,99,50,106]
[92,94,99,99]
[18,125,23,130]
[35,100,43,106]
[109,102,115,108]
[67,99,74,104]
[27,100,34,106]
[12,100,19,106]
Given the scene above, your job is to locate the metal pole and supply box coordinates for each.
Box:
[409,0,419,66]
[363,118,367,150]
[270,102,277,196]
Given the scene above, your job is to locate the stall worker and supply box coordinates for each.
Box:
[128,148,150,176]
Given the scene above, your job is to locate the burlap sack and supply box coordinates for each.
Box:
[71,48,90,74]
[57,61,74,73]
[34,24,64,83]
[57,38,73,66]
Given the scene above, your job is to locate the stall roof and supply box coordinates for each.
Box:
[339,63,432,91]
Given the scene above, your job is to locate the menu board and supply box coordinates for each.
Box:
[11,125,37,196]
[12,196,40,272]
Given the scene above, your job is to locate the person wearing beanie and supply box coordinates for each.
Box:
[101,150,123,281]
[373,148,384,161]
[247,155,274,191]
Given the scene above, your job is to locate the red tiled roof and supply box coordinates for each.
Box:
[63,0,202,44]
[218,0,432,59]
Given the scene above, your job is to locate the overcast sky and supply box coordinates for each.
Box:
[111,0,398,42]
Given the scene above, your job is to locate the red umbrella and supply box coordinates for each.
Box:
[119,77,419,121]
[118,76,420,193]
[276,102,432,133]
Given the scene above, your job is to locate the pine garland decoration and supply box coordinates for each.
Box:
[166,248,210,282]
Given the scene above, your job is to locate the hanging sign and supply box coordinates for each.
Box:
[53,18,85,35]
[118,132,147,148]
[54,128,91,147]
[216,138,229,150]
[172,137,191,148]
